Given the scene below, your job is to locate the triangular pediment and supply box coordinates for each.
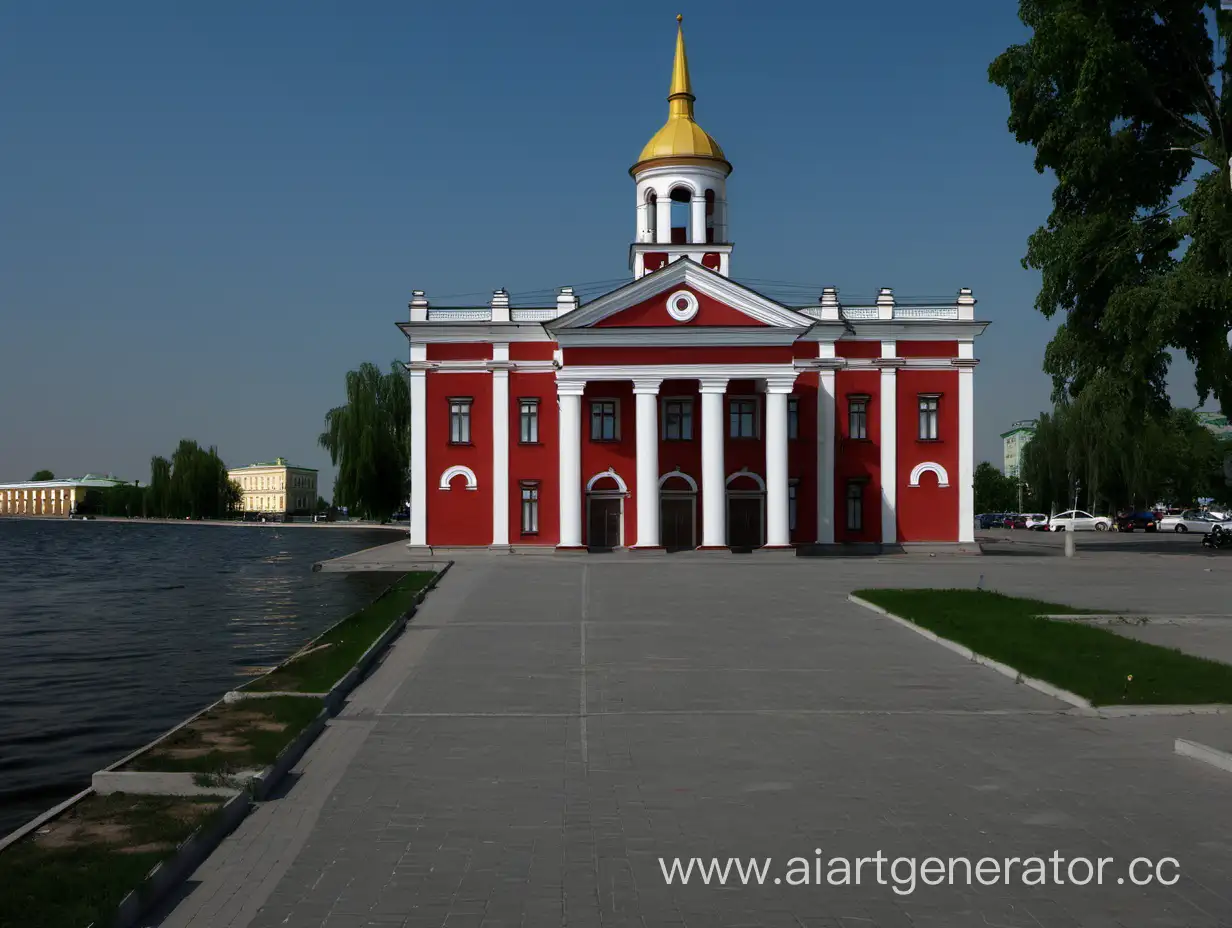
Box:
[549,259,809,331]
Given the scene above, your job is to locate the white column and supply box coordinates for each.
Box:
[655,196,672,245]
[491,344,510,548]
[699,378,728,548]
[958,355,976,544]
[690,196,706,244]
[557,382,585,548]
[633,379,662,548]
[764,378,795,547]
[879,343,898,545]
[408,343,428,549]
[816,366,837,544]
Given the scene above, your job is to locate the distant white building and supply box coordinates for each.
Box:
[1000,420,1037,480]
[228,457,319,516]
[0,474,131,517]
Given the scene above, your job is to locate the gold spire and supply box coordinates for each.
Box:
[631,14,731,176]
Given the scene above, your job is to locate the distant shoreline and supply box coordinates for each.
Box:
[0,515,407,531]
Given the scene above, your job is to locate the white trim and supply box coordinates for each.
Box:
[409,344,427,547]
[558,388,583,547]
[439,465,478,490]
[909,461,950,488]
[397,323,554,342]
[880,367,897,543]
[633,384,661,548]
[725,469,766,492]
[700,383,727,547]
[554,327,806,347]
[559,363,797,384]
[586,468,629,494]
[659,470,699,492]
[958,366,975,543]
[666,289,699,322]
[552,258,811,330]
[491,360,509,546]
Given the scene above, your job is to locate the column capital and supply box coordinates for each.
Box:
[698,377,729,394]
[632,378,663,395]
[763,375,798,394]
[951,358,979,369]
[556,381,587,397]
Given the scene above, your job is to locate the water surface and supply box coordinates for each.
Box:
[0,519,402,835]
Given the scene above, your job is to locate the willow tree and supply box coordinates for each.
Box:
[990,1,1232,418]
[319,361,409,520]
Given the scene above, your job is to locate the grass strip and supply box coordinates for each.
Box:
[0,793,224,928]
[245,570,436,694]
[124,695,325,774]
[854,588,1232,706]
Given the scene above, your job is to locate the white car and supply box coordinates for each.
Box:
[1048,510,1111,532]
[1022,513,1050,530]
[1158,510,1232,534]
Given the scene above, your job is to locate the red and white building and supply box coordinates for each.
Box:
[399,18,985,553]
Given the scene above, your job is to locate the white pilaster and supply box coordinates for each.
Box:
[699,378,728,548]
[655,196,672,245]
[879,341,898,545]
[690,196,706,244]
[557,382,585,548]
[958,362,976,543]
[817,367,837,544]
[408,342,428,549]
[633,379,663,548]
[764,378,795,547]
[491,342,510,548]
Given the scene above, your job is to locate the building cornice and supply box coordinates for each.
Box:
[397,322,553,343]
[843,320,991,339]
[557,362,798,384]
[407,360,557,374]
[553,326,810,347]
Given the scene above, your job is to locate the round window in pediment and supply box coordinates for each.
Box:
[666,289,698,323]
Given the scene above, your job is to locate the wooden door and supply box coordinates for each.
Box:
[728,497,762,550]
[588,497,621,550]
[661,497,694,551]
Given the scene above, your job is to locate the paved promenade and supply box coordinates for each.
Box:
[151,552,1232,927]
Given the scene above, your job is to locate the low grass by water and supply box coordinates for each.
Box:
[0,793,224,928]
[124,695,325,775]
[855,589,1232,706]
[245,570,435,694]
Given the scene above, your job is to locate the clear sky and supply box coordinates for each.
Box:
[0,0,1205,490]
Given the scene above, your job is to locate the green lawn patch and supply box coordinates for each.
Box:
[0,793,224,928]
[245,570,435,694]
[123,695,324,774]
[854,588,1232,706]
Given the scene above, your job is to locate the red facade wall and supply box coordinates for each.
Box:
[562,346,792,366]
[426,372,492,546]
[835,341,881,359]
[427,343,494,361]
[595,285,767,327]
[834,370,881,543]
[509,372,559,545]
[897,340,958,359]
[789,373,817,544]
[510,342,557,361]
[896,370,959,542]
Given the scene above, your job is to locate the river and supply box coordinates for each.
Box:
[0,519,402,836]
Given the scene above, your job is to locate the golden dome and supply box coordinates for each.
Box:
[631,15,731,176]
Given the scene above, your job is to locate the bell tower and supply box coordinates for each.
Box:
[629,15,733,279]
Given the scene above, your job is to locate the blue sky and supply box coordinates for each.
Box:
[0,1,1206,489]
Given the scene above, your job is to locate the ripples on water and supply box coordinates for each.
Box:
[0,520,402,835]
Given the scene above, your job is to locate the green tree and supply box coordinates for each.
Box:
[319,361,410,520]
[141,443,234,519]
[974,462,1021,513]
[316,495,330,512]
[30,470,54,481]
[989,1,1232,419]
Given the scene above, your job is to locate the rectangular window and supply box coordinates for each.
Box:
[788,481,798,532]
[848,396,868,440]
[787,397,799,440]
[520,482,539,534]
[918,395,940,441]
[663,398,694,441]
[846,481,864,531]
[449,398,473,444]
[519,399,540,444]
[729,398,757,439]
[590,400,619,441]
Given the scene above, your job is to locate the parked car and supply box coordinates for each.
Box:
[975,513,999,530]
[1158,509,1232,534]
[1049,510,1112,532]
[1115,511,1158,533]
[1021,513,1049,530]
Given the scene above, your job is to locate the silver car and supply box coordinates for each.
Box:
[1158,509,1232,534]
